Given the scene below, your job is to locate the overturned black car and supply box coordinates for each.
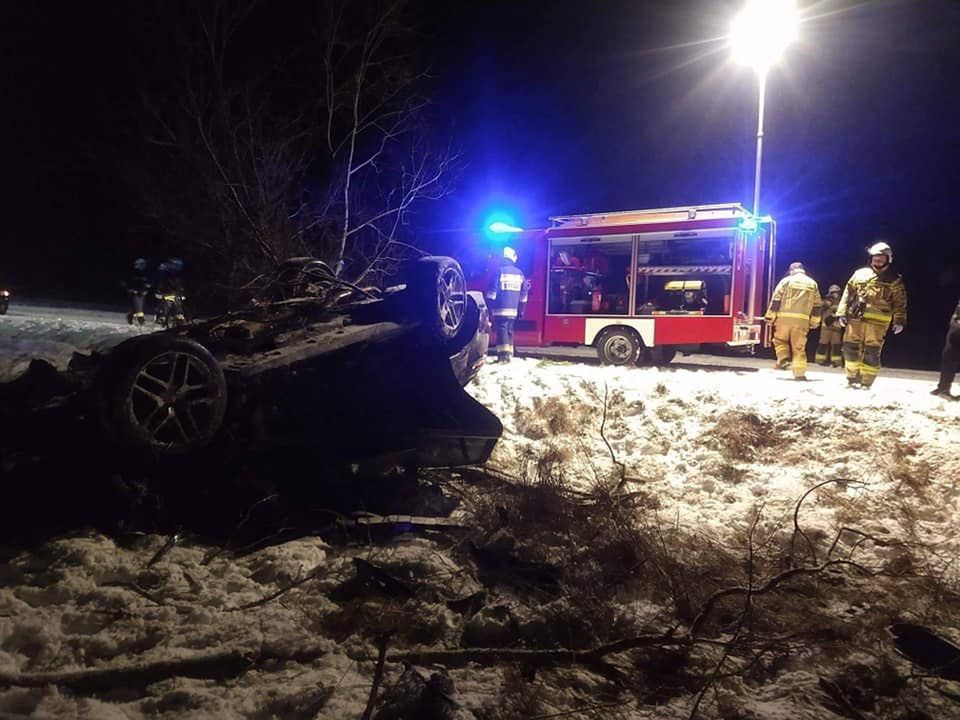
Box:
[2,256,501,473]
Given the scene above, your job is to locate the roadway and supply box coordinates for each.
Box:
[515,344,940,383]
[2,299,941,383]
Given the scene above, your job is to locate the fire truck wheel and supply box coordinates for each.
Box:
[597,328,641,366]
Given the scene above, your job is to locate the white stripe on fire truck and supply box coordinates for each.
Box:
[633,265,732,275]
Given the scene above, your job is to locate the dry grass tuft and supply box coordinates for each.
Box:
[888,441,933,492]
[514,395,587,440]
[711,410,779,460]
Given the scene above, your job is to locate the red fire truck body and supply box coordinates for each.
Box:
[467,203,776,364]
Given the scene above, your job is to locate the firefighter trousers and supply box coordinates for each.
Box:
[815,325,844,367]
[493,316,515,362]
[128,293,145,324]
[842,320,886,387]
[773,323,810,378]
[936,323,960,392]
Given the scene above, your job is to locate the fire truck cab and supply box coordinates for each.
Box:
[466,203,776,365]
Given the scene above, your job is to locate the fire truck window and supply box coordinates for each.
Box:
[549,239,631,315]
[632,235,734,316]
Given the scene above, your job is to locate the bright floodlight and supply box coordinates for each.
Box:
[488,221,524,234]
[730,0,798,74]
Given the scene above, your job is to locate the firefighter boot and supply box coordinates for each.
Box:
[815,344,830,366]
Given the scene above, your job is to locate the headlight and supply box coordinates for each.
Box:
[0,290,9,297]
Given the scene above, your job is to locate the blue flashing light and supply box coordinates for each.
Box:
[488,221,524,234]
[482,209,524,242]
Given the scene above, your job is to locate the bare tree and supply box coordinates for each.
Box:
[313,0,460,286]
[137,0,458,302]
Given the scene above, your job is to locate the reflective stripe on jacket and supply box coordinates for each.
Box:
[487,260,528,318]
[836,266,907,327]
[765,271,822,329]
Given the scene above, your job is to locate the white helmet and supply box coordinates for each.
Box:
[827,284,842,295]
[866,242,893,263]
[503,246,518,263]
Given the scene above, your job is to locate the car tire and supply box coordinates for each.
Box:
[411,256,467,341]
[597,328,641,366]
[104,336,228,457]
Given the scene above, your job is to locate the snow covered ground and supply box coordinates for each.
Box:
[2,317,960,719]
[0,310,147,381]
[469,358,960,568]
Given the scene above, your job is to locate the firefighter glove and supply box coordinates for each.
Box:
[892,323,904,335]
[837,316,847,328]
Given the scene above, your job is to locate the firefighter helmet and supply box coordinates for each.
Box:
[866,242,893,263]
[788,262,805,274]
[503,246,518,263]
[827,284,842,295]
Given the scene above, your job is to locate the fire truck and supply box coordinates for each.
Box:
[464,203,776,365]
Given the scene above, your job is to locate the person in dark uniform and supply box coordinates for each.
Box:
[154,257,187,326]
[932,296,960,400]
[122,258,151,326]
[486,246,528,363]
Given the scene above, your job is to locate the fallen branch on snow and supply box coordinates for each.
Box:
[389,631,688,668]
[788,478,863,566]
[0,646,327,694]
[361,633,392,720]
[689,559,875,637]
[226,563,328,611]
[689,505,763,719]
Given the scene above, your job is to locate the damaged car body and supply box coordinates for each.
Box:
[2,256,501,473]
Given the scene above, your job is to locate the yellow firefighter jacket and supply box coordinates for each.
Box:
[765,271,822,329]
[836,266,907,327]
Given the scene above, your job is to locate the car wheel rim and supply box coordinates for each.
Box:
[438,266,466,334]
[128,351,221,450]
[605,335,633,363]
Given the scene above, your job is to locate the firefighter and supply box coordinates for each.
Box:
[815,284,844,367]
[122,258,151,326]
[486,246,528,363]
[931,295,960,400]
[836,242,907,389]
[764,262,822,380]
[154,258,187,326]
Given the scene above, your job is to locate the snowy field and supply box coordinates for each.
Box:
[0,311,146,381]
[2,317,960,719]
[470,358,960,569]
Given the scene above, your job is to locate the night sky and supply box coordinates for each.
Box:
[2,0,958,368]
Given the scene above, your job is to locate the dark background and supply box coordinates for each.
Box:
[2,0,958,368]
